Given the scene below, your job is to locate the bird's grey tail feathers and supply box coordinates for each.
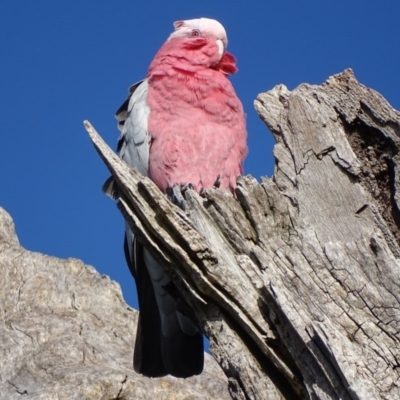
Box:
[124,234,204,378]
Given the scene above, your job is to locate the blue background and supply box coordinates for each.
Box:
[1,1,399,310]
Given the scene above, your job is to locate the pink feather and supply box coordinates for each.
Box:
[146,22,247,193]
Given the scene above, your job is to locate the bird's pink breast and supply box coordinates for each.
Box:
[146,54,247,193]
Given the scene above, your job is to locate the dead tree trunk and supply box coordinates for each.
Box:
[85,69,400,400]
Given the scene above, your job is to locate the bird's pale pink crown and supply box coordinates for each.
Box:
[148,17,238,76]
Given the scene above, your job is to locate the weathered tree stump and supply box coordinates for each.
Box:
[86,69,400,400]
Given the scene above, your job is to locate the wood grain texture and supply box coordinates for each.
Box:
[86,69,400,399]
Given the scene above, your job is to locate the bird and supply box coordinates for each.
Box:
[103,17,247,378]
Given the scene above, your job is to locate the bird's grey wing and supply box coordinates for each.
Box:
[102,79,150,197]
[105,79,203,377]
[108,80,169,375]
[117,79,150,176]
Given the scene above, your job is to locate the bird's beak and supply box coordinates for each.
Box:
[216,39,224,60]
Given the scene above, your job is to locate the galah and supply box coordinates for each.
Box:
[104,17,247,378]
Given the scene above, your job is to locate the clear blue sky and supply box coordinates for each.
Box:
[1,1,399,310]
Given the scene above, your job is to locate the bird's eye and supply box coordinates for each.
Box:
[189,29,201,38]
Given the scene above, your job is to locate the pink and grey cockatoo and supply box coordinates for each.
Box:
[104,17,247,378]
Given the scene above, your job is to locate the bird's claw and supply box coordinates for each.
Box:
[171,185,186,210]
[200,175,221,196]
[213,175,221,188]
[181,183,194,193]
[169,184,193,211]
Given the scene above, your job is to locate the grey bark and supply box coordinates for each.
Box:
[85,69,400,400]
[0,207,230,399]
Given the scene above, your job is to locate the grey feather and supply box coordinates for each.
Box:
[103,80,150,197]
[117,79,150,177]
[105,79,203,377]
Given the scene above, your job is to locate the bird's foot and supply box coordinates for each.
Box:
[199,175,221,197]
[169,184,193,211]
[213,175,221,188]
[181,183,194,193]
